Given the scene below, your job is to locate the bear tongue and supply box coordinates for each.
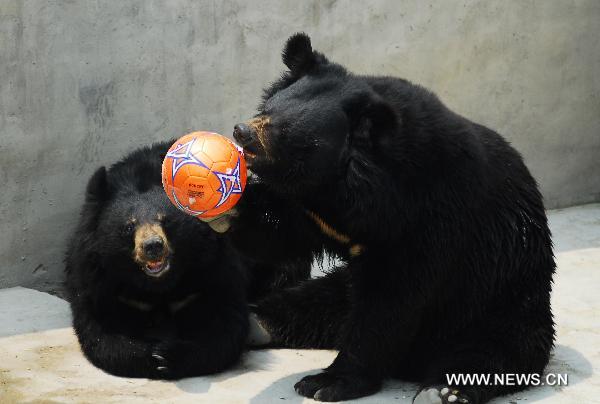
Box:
[244,149,257,158]
[146,261,163,272]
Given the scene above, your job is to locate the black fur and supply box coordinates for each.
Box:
[232,33,555,403]
[65,141,251,379]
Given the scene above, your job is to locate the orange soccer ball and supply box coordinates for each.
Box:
[161,132,247,218]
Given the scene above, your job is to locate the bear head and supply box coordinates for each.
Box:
[233,33,398,198]
[82,165,219,290]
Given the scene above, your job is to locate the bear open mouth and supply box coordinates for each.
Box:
[142,258,170,278]
[242,137,269,166]
[242,142,263,164]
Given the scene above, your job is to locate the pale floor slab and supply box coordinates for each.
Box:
[1,204,599,403]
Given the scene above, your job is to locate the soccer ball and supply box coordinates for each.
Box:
[162,132,247,218]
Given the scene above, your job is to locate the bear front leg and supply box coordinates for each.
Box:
[71,301,167,379]
[294,252,427,401]
[294,298,420,401]
[157,293,249,378]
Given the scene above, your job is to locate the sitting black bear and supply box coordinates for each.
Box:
[65,141,252,379]
[223,33,556,403]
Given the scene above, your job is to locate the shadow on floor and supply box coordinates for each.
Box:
[0,287,72,338]
[246,345,593,404]
[249,370,321,404]
[504,344,594,403]
[175,349,280,395]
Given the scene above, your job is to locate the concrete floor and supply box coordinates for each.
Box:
[1,204,599,403]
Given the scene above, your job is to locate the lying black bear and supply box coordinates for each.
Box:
[65,141,252,379]
[226,34,556,403]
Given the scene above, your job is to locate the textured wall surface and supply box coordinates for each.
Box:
[1,0,599,292]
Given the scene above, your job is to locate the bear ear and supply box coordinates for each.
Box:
[282,33,318,76]
[85,166,109,203]
[343,92,398,147]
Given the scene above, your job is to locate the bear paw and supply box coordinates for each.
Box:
[151,345,174,378]
[413,386,471,404]
[294,371,380,402]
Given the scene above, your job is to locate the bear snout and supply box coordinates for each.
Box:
[142,236,164,261]
[233,123,254,146]
[133,223,171,265]
[233,117,271,166]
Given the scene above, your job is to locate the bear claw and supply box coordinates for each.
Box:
[413,386,470,404]
[152,353,165,361]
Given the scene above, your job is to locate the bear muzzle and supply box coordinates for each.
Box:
[133,223,172,278]
[233,116,271,164]
[142,236,164,260]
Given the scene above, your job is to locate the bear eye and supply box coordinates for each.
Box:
[122,222,135,236]
[279,126,290,138]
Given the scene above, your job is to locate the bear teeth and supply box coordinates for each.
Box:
[145,261,164,273]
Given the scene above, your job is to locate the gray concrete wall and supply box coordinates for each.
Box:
[1,0,599,292]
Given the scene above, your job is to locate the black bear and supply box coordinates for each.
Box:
[65,141,251,379]
[225,33,556,403]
